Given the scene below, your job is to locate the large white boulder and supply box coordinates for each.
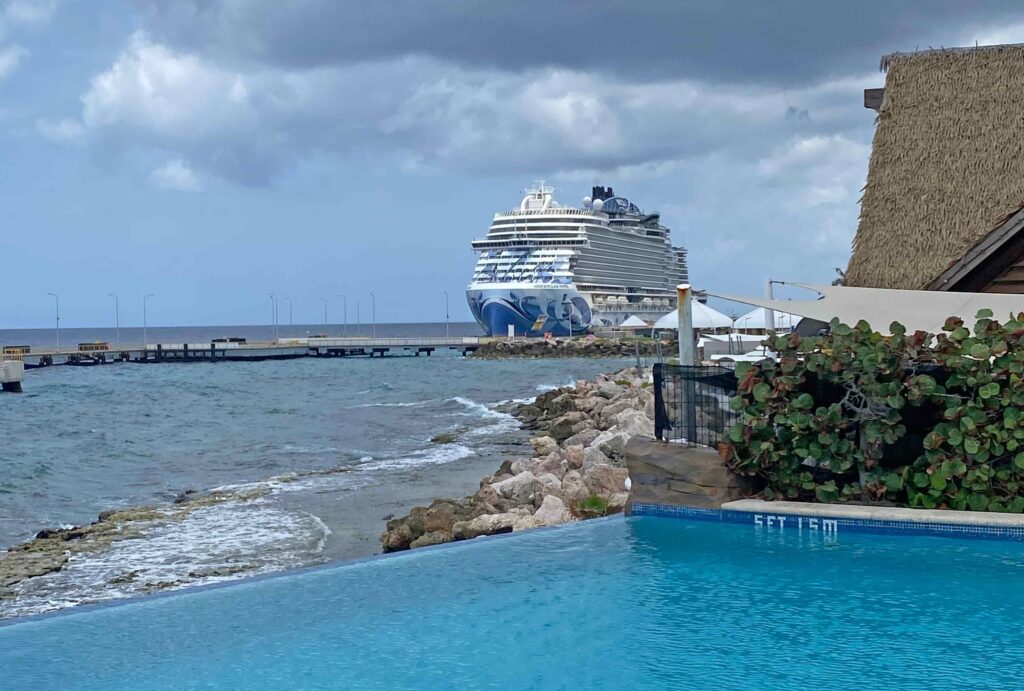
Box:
[533,495,573,526]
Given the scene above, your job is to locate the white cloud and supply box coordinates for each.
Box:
[35,116,85,142]
[0,42,25,79]
[70,33,871,186]
[2,0,57,25]
[147,158,202,191]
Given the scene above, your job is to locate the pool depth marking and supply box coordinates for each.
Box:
[753,514,838,535]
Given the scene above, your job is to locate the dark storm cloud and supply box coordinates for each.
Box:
[136,0,1023,85]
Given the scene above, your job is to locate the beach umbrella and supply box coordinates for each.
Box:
[653,302,733,330]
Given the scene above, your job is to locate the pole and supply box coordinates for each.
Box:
[370,292,376,338]
[443,290,449,338]
[676,283,697,443]
[109,294,119,348]
[321,297,328,334]
[764,279,776,334]
[268,294,277,342]
[285,297,293,338]
[143,293,155,349]
[338,295,347,337]
[47,293,60,352]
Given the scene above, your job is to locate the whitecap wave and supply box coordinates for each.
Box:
[452,396,507,419]
[360,443,474,472]
[349,399,438,409]
[3,499,330,619]
[536,379,575,392]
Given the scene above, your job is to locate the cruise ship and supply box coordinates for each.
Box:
[467,183,688,337]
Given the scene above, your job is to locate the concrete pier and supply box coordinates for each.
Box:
[16,336,483,369]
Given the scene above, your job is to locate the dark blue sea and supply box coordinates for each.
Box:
[0,327,636,617]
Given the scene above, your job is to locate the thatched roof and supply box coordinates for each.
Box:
[845,44,1024,290]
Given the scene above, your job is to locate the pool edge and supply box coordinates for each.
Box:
[631,500,1024,542]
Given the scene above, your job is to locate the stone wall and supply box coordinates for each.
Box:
[625,437,759,510]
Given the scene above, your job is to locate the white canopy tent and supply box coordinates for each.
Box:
[619,315,648,329]
[732,307,801,332]
[654,301,732,330]
[709,283,1024,335]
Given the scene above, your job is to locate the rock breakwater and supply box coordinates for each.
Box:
[380,367,655,551]
[471,337,670,359]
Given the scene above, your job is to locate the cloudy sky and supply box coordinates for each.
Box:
[3,1,1023,328]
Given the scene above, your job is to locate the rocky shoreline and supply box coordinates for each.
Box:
[470,336,669,359]
[380,367,653,551]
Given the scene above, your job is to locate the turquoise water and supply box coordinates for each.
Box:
[3,515,1023,690]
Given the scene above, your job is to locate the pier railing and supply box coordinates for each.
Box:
[653,363,738,448]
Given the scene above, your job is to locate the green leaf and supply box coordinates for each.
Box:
[1014,453,1024,471]
[793,393,814,410]
[964,438,981,455]
[968,494,990,511]
[979,382,1000,399]
[976,308,994,319]
[970,343,992,360]
[752,382,771,403]
[930,473,948,491]
[947,428,963,446]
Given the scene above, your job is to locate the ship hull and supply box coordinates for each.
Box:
[466,286,593,337]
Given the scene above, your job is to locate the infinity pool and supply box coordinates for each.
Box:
[3,515,1023,689]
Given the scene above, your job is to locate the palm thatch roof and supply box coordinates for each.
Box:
[845,44,1024,290]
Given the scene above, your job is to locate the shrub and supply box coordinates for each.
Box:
[574,495,609,518]
[727,310,1024,512]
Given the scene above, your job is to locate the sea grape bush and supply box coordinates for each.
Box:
[727,309,1024,512]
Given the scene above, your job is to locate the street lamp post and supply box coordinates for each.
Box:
[443,290,449,339]
[143,294,155,349]
[268,294,278,342]
[370,292,376,338]
[338,295,347,337]
[284,297,293,339]
[46,293,60,353]
[108,294,119,348]
[321,297,328,335]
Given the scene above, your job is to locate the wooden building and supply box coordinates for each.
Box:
[845,45,1024,294]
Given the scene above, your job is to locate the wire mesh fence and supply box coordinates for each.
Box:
[653,363,739,447]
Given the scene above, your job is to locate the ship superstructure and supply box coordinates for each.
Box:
[467,184,688,337]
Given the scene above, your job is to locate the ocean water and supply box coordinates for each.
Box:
[0,353,637,617]
[3,515,1023,690]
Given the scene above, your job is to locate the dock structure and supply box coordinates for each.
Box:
[1,358,24,392]
[14,336,482,368]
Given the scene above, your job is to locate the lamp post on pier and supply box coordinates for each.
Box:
[143,293,155,349]
[370,292,376,338]
[284,297,293,338]
[268,294,278,342]
[46,292,60,353]
[338,295,347,337]
[443,290,449,339]
[108,294,119,348]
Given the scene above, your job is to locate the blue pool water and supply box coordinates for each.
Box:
[3,515,1024,690]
